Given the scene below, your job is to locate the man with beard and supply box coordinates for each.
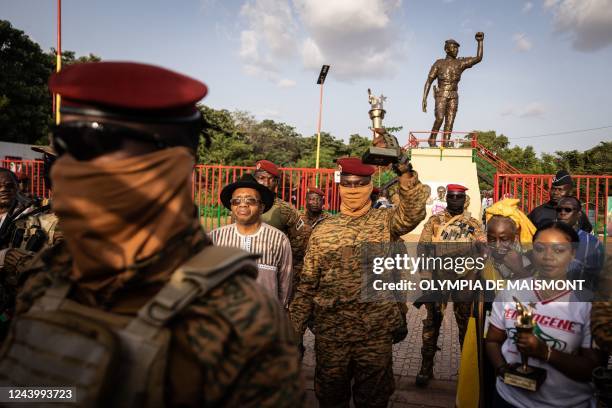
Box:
[415,184,484,387]
[210,174,293,307]
[287,186,329,293]
[528,170,592,232]
[290,157,428,407]
[2,62,302,407]
[253,159,301,234]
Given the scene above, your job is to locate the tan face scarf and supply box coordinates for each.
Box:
[339,184,373,217]
[51,147,201,295]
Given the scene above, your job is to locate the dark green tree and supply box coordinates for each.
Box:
[197,105,253,165]
[347,133,371,158]
[0,20,53,144]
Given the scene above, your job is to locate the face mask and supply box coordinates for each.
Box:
[51,147,200,291]
[339,184,373,217]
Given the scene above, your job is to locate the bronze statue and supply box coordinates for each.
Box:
[422,32,484,147]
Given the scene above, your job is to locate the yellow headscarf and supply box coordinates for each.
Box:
[485,198,536,243]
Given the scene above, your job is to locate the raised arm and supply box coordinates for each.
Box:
[389,169,428,239]
[460,32,484,70]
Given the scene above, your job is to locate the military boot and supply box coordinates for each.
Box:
[415,354,434,387]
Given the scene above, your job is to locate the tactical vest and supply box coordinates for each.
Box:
[0,246,258,407]
[432,214,480,243]
[11,211,59,252]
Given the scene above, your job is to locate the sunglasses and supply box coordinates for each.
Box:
[230,197,261,206]
[556,207,577,213]
[52,121,165,160]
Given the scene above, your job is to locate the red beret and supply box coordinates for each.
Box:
[306,186,324,196]
[337,157,375,177]
[447,184,468,193]
[49,62,207,119]
[255,160,279,177]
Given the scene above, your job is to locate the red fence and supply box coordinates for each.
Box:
[1,159,49,199]
[494,173,611,236]
[6,159,610,235]
[193,165,339,231]
[2,160,340,231]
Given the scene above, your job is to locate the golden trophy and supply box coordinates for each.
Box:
[503,297,547,391]
[362,89,402,166]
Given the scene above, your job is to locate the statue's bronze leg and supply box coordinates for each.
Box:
[429,96,446,147]
[443,98,458,147]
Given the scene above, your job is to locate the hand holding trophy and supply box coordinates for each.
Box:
[503,297,547,391]
[362,89,412,176]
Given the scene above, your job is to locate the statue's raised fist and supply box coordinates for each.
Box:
[475,32,484,41]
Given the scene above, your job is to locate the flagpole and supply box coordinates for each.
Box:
[55,0,62,125]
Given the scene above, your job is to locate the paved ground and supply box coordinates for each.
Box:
[301,302,461,407]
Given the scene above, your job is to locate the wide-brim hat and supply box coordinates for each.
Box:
[220,174,275,212]
[31,145,57,157]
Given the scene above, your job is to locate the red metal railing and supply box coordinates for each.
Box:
[494,173,611,235]
[405,130,476,149]
[2,160,340,231]
[405,131,522,175]
[193,165,339,230]
[1,159,49,199]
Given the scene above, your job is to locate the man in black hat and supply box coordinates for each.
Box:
[528,170,593,231]
[210,174,293,307]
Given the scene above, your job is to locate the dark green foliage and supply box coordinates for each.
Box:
[0,20,102,145]
[0,20,53,144]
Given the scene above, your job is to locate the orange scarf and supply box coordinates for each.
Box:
[51,147,201,297]
[339,184,373,217]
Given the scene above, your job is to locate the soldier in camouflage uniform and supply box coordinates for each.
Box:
[254,159,301,234]
[0,164,61,339]
[290,157,428,407]
[415,184,484,387]
[9,62,303,407]
[288,186,330,293]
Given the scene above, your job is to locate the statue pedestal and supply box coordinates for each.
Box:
[403,146,481,238]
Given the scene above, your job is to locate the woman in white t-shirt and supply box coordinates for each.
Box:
[485,221,604,408]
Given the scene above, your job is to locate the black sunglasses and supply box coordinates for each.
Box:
[52,121,166,160]
[556,207,577,213]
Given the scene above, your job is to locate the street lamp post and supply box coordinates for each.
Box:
[315,65,330,177]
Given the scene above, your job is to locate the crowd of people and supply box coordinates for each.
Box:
[0,61,609,407]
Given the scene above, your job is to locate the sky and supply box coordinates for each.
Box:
[2,0,612,154]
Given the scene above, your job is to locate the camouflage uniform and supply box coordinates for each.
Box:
[591,302,612,355]
[288,210,330,291]
[416,207,484,383]
[290,178,428,407]
[13,240,304,407]
[0,199,61,339]
[262,197,301,235]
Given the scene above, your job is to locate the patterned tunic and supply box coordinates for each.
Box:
[289,178,429,340]
[209,223,293,307]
